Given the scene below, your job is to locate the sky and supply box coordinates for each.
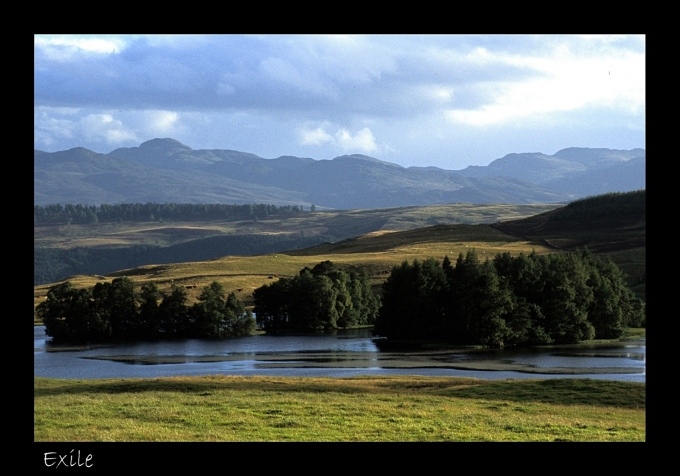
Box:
[34,34,645,170]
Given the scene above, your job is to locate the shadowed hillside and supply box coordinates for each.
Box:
[491,190,645,299]
[491,190,645,253]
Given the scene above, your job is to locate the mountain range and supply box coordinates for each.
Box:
[34,138,645,209]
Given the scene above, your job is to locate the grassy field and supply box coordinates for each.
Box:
[34,375,645,442]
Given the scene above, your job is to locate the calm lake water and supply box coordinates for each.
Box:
[34,326,645,382]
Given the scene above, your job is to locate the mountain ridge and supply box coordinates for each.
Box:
[34,138,645,209]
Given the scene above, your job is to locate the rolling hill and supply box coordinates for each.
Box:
[34,191,646,312]
[34,203,562,285]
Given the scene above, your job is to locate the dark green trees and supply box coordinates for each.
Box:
[447,251,514,346]
[491,252,552,345]
[34,202,307,225]
[373,258,447,340]
[156,285,191,338]
[193,281,232,338]
[538,252,595,344]
[227,292,257,336]
[138,282,162,338]
[39,282,111,344]
[37,252,643,347]
[192,282,256,338]
[253,261,379,331]
[374,249,645,347]
[92,277,139,340]
[581,250,646,337]
[375,252,514,347]
[37,280,255,344]
[342,268,380,328]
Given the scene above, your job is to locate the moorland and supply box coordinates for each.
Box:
[33,190,646,443]
[34,191,645,314]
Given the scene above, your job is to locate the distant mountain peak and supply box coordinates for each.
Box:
[55,147,105,161]
[139,138,191,151]
[553,147,645,165]
[333,154,404,168]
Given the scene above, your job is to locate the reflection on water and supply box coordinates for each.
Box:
[34,326,645,382]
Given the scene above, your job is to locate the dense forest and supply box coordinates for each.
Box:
[36,278,256,344]
[374,249,645,348]
[252,261,380,331]
[38,250,644,348]
[34,202,310,225]
[38,261,378,344]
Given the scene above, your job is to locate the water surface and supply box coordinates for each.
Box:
[34,326,645,382]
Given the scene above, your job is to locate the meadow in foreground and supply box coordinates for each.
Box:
[34,375,645,442]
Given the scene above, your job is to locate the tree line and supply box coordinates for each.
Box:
[37,250,644,348]
[253,261,380,331]
[34,202,311,225]
[374,249,645,348]
[37,278,256,344]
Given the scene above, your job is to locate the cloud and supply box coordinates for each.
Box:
[35,107,187,151]
[142,110,181,135]
[444,36,645,127]
[34,34,645,169]
[299,125,378,154]
[299,126,334,146]
[81,114,138,145]
[34,35,125,61]
[34,109,77,149]
[336,128,378,153]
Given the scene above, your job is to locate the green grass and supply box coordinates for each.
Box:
[34,375,645,442]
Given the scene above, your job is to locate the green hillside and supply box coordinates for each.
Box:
[34,203,561,285]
